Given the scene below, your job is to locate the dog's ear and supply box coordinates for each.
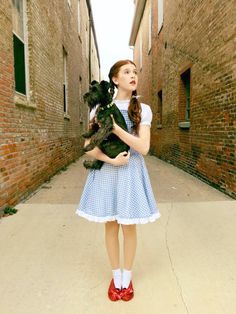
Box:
[90,80,98,86]
[83,92,89,101]
[100,80,111,90]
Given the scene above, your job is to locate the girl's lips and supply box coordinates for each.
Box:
[130,80,136,85]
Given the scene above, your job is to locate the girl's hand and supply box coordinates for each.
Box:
[110,151,130,166]
[111,114,119,134]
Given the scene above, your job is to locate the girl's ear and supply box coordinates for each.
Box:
[112,76,118,86]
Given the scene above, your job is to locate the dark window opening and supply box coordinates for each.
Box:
[13,33,26,95]
[63,47,68,113]
[157,90,163,125]
[180,69,191,121]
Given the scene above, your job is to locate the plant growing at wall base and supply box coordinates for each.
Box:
[3,207,18,216]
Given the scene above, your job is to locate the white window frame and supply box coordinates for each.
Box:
[12,0,29,98]
[77,0,81,34]
[158,0,164,33]
[85,22,89,60]
[139,32,143,71]
[148,9,152,52]
[63,47,68,114]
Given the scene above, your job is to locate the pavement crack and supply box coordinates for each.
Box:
[165,203,190,314]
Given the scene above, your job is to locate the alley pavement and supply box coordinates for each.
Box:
[0,155,235,314]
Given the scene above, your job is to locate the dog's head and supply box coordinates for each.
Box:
[83,80,113,110]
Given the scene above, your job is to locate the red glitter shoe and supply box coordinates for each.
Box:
[120,281,134,301]
[108,279,122,301]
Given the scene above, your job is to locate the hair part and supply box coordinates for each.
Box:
[108,60,141,133]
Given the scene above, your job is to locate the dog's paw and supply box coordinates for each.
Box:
[83,160,92,169]
[83,159,103,170]
[82,133,91,139]
[83,144,94,152]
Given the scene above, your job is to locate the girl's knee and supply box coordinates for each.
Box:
[121,224,136,235]
[105,221,120,234]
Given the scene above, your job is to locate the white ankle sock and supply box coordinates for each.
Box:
[112,268,122,289]
[122,269,132,289]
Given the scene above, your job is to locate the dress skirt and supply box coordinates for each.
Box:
[76,110,161,225]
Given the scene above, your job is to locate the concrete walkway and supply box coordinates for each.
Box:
[0,155,235,314]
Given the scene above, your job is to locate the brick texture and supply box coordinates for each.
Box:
[0,0,100,209]
[131,0,236,198]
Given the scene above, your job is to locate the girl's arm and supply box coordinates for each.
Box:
[112,123,151,155]
[84,139,130,166]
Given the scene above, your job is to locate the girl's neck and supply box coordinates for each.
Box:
[115,90,132,101]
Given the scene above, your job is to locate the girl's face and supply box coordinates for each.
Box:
[112,63,138,93]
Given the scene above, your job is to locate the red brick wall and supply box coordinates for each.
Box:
[0,0,99,209]
[0,0,16,207]
[132,0,236,198]
[134,0,152,105]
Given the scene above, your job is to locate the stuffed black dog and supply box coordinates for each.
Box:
[82,80,129,170]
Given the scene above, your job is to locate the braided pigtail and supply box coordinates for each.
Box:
[109,82,115,99]
[128,90,141,133]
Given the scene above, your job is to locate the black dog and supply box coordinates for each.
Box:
[82,80,129,170]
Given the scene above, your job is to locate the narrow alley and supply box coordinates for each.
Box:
[1,0,235,313]
[0,155,235,314]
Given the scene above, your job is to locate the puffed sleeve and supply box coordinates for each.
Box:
[140,104,153,126]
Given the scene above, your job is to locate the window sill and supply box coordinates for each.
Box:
[64,113,71,120]
[178,121,190,129]
[14,93,36,109]
[157,124,163,129]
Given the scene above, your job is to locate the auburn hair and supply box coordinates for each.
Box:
[108,60,141,133]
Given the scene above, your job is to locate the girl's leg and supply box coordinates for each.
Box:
[105,221,120,269]
[105,221,122,291]
[121,224,137,270]
[121,224,137,289]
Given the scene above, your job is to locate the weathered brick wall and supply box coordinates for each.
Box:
[0,0,100,209]
[0,0,17,207]
[134,0,152,105]
[132,0,236,198]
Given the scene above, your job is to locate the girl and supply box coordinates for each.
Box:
[76,60,160,301]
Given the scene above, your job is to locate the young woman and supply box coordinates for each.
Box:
[76,60,160,301]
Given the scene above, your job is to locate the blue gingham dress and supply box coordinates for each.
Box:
[76,100,160,225]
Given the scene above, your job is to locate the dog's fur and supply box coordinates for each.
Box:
[82,80,129,170]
